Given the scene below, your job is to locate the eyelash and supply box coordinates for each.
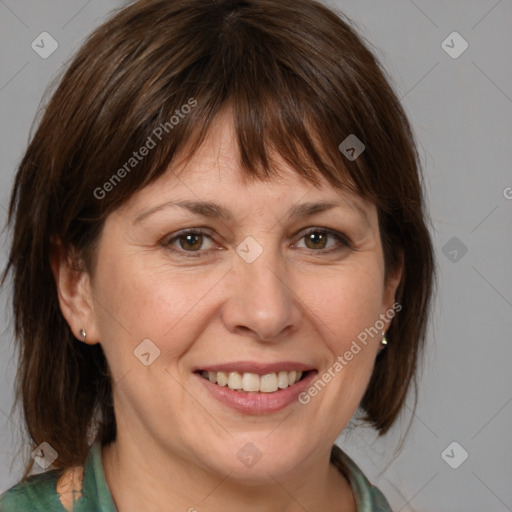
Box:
[163,227,353,259]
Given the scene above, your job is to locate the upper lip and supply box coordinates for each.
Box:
[195,361,316,374]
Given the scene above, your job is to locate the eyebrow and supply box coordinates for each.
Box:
[133,198,369,225]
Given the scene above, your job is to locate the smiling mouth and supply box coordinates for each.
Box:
[197,370,310,393]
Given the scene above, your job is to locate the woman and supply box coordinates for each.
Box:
[0,0,435,510]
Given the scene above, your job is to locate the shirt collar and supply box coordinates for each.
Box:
[81,441,118,512]
[80,441,390,512]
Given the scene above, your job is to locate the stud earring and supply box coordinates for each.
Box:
[79,328,87,343]
[378,332,388,353]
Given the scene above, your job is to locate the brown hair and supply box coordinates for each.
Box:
[2,0,435,477]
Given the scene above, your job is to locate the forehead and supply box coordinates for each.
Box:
[116,110,376,225]
[169,109,317,186]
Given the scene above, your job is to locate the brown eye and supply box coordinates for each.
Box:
[304,231,328,250]
[178,233,203,251]
[296,228,351,253]
[164,229,216,257]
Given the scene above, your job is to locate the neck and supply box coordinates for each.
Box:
[102,431,355,512]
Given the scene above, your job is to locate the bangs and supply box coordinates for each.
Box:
[160,91,363,197]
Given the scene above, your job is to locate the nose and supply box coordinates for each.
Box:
[221,244,302,343]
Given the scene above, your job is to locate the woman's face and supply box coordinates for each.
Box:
[82,111,402,481]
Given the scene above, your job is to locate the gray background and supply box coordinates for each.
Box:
[1,1,511,510]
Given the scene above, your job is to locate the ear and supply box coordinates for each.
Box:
[381,248,404,327]
[50,237,100,345]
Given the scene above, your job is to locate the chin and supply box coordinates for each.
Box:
[194,436,306,484]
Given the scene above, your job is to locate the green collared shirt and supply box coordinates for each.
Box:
[0,443,392,511]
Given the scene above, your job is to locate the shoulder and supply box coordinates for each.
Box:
[331,444,393,512]
[0,465,86,512]
[1,442,116,512]
[0,469,66,511]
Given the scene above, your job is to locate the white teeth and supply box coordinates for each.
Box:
[216,371,228,387]
[260,373,279,393]
[228,372,243,390]
[277,371,289,389]
[201,370,305,392]
[242,372,260,392]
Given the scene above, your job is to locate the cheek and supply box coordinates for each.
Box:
[91,252,222,370]
[291,263,385,438]
[310,261,386,350]
[311,264,384,384]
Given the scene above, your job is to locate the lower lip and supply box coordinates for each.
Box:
[194,371,317,414]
